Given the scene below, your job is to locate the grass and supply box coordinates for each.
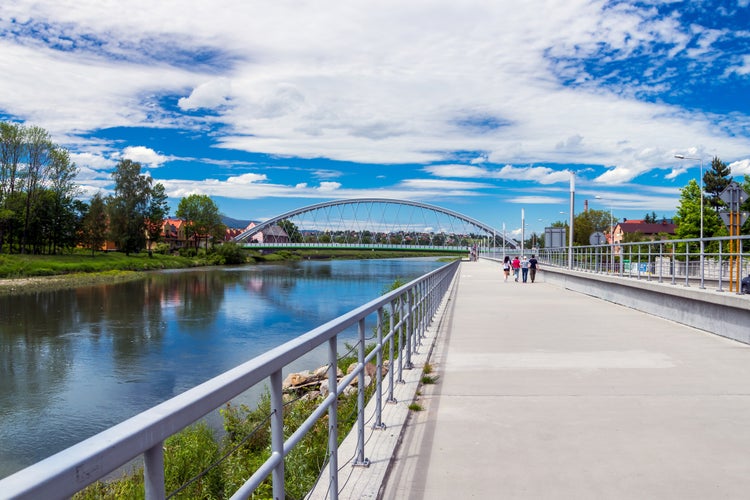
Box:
[0,251,199,279]
[408,403,424,411]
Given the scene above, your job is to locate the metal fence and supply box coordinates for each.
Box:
[533,235,750,291]
[1,260,460,500]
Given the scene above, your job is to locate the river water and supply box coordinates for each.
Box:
[0,258,444,479]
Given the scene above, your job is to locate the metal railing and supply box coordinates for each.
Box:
[1,260,460,500]
[534,235,750,291]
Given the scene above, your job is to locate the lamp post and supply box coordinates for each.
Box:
[595,196,614,273]
[674,154,705,289]
[568,171,575,270]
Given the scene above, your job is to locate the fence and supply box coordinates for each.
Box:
[1,260,460,500]
[532,235,749,291]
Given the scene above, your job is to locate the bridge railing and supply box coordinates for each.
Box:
[1,260,460,500]
[506,235,749,291]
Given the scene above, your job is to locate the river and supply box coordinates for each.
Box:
[0,257,445,479]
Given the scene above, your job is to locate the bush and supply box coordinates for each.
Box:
[179,247,197,258]
[215,242,246,265]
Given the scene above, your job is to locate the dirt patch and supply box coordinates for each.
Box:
[0,271,146,296]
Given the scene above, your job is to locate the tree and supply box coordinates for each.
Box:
[20,125,54,253]
[144,183,169,256]
[573,209,611,245]
[107,159,152,255]
[46,147,80,254]
[0,122,24,252]
[175,194,224,249]
[277,219,302,243]
[673,179,723,241]
[703,156,731,213]
[81,193,108,255]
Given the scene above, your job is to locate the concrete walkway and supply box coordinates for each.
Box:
[380,259,750,499]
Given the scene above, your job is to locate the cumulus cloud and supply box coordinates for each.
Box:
[226,172,269,184]
[178,78,232,111]
[121,146,170,168]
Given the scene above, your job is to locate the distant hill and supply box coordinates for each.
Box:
[221,215,253,229]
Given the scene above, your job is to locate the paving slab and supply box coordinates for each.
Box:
[380,259,750,499]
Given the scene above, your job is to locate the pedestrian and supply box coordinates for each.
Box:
[502,256,511,282]
[529,254,539,283]
[511,255,520,282]
[521,256,529,283]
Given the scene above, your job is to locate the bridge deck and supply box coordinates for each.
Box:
[381,258,750,499]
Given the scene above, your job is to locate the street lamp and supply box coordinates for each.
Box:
[674,154,705,289]
[595,196,614,273]
[568,171,575,270]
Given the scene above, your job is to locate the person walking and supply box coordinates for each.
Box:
[521,256,529,283]
[502,256,511,282]
[529,254,539,283]
[511,256,521,282]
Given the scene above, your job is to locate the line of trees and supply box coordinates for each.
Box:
[1,121,226,256]
[0,122,81,254]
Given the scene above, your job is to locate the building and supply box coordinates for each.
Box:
[242,222,290,244]
[612,219,676,247]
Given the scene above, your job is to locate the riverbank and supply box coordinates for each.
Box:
[0,249,459,296]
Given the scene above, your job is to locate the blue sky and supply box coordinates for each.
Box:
[1,0,749,238]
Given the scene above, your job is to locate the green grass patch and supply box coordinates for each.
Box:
[408,403,424,411]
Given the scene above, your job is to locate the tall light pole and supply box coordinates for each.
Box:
[675,154,705,289]
[568,171,575,269]
[595,196,614,273]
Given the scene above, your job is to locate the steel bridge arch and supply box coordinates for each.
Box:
[233,198,519,249]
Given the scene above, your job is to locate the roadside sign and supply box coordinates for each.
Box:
[719,181,748,207]
[589,231,606,245]
[720,212,748,227]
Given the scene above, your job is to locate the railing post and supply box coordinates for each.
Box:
[353,318,370,467]
[397,292,406,383]
[684,243,690,286]
[718,240,725,292]
[387,301,397,403]
[144,442,165,500]
[405,289,414,368]
[270,369,285,500]
[327,337,339,498]
[373,307,386,430]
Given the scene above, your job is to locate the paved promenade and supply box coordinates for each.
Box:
[380,258,750,499]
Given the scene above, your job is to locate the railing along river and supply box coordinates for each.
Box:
[486,235,749,291]
[1,260,460,500]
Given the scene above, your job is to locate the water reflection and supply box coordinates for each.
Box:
[0,258,443,478]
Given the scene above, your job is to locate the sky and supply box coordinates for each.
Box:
[1,0,749,238]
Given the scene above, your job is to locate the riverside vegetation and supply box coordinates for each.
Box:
[0,245,455,295]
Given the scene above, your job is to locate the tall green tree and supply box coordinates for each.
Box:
[277,219,303,243]
[81,192,108,255]
[46,147,80,254]
[144,182,169,256]
[107,159,152,255]
[0,122,24,252]
[673,179,723,241]
[573,209,611,245]
[20,125,54,253]
[175,194,224,249]
[703,156,731,213]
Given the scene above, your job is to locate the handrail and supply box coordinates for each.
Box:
[1,260,460,500]
[487,234,749,292]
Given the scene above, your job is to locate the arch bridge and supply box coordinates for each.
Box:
[233,198,519,251]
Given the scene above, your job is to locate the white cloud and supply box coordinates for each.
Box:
[729,159,750,176]
[178,78,232,111]
[121,146,170,168]
[226,172,269,184]
[0,0,748,201]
